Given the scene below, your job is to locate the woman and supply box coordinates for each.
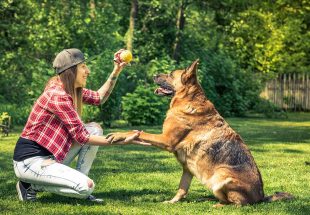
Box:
[13,48,140,203]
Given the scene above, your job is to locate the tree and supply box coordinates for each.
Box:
[172,0,189,63]
[126,0,138,51]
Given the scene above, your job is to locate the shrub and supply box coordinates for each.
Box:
[200,51,262,117]
[121,83,169,126]
[82,105,101,124]
[110,120,130,128]
[253,98,287,118]
[0,104,32,126]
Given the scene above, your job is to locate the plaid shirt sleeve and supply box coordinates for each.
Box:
[47,94,90,145]
[82,88,100,105]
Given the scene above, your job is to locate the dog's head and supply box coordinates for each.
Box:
[154,59,200,97]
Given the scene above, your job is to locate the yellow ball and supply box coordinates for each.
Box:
[120,50,133,63]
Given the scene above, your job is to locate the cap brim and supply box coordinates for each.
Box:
[55,59,85,74]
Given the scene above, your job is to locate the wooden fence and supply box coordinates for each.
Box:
[260,73,310,111]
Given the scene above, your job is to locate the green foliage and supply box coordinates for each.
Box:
[253,98,288,119]
[110,119,130,128]
[0,112,10,124]
[1,0,309,125]
[0,104,31,126]
[227,1,310,77]
[134,1,179,62]
[121,83,169,125]
[82,104,101,124]
[200,51,262,116]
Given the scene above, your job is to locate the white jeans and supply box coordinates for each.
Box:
[62,122,101,176]
[13,122,102,199]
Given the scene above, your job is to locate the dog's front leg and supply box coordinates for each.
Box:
[164,167,193,203]
[107,125,191,152]
[107,131,177,152]
[136,125,191,152]
[137,132,176,151]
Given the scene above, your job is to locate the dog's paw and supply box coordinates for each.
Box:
[212,203,225,208]
[163,199,179,204]
[106,132,127,143]
[163,200,174,204]
[106,131,141,144]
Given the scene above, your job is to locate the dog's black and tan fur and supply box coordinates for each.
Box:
[108,60,293,206]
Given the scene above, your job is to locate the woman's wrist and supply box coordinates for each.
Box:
[110,70,120,80]
[112,67,122,75]
[87,135,110,146]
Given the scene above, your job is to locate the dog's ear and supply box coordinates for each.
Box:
[182,59,199,84]
[187,59,199,74]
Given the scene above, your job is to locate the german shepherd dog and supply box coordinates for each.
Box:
[107,60,293,206]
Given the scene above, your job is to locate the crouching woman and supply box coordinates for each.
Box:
[12,49,141,203]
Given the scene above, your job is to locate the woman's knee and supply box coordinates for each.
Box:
[83,178,95,190]
[85,122,103,136]
[87,179,94,189]
[79,178,95,197]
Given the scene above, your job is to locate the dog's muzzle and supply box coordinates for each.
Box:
[153,75,174,96]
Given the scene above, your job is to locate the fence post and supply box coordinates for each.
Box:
[263,73,310,111]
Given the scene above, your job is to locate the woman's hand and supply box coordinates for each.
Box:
[106,130,141,143]
[113,49,128,74]
[106,130,151,146]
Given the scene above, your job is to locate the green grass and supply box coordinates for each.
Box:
[0,113,310,215]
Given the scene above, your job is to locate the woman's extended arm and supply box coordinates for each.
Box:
[87,131,139,146]
[87,135,111,146]
[97,61,126,104]
[87,131,150,146]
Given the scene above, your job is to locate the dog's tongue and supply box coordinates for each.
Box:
[155,87,170,95]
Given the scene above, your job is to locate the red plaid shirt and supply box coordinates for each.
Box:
[21,77,100,162]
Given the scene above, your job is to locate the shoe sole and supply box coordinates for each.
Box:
[91,199,104,203]
[16,182,25,201]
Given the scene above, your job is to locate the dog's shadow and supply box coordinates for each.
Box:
[38,189,218,205]
[38,194,105,206]
[38,189,170,205]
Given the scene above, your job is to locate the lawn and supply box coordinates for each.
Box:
[0,113,309,215]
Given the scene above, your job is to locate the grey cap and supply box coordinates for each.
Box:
[53,48,85,74]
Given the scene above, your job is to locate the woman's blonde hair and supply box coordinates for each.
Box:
[47,65,83,116]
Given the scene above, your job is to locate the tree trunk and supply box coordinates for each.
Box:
[172,0,187,63]
[89,0,96,19]
[126,0,138,52]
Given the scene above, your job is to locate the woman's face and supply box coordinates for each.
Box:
[75,63,90,88]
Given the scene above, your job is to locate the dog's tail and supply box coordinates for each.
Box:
[263,192,294,202]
